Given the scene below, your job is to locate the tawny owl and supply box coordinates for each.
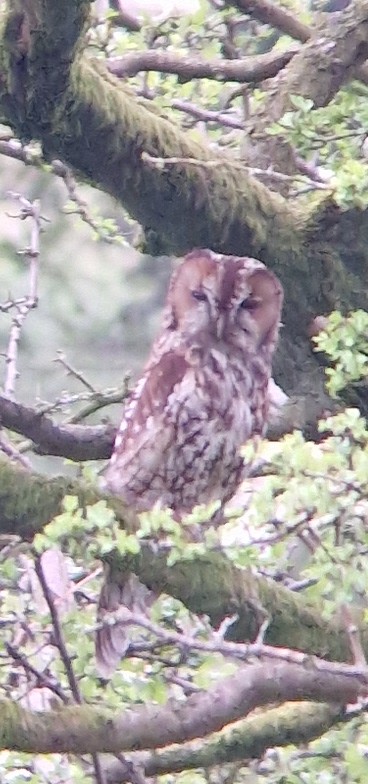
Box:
[96,249,283,675]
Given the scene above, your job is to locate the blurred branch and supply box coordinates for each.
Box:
[54,351,98,395]
[0,655,367,754]
[0,139,127,244]
[0,430,32,469]
[108,47,297,82]
[5,642,68,704]
[0,394,116,460]
[2,194,42,400]
[171,99,245,129]
[0,456,367,672]
[227,0,368,87]
[35,557,106,784]
[0,386,322,460]
[95,605,359,668]
[102,702,345,782]
[240,0,368,176]
[0,194,45,470]
[226,0,310,42]
[109,1,141,32]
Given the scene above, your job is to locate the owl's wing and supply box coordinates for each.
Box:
[103,349,191,495]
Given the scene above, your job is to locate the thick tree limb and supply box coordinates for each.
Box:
[0,659,366,754]
[0,0,305,259]
[227,0,310,42]
[0,1,367,770]
[103,702,344,782]
[0,394,115,460]
[108,47,297,82]
[0,456,364,665]
[3,3,339,417]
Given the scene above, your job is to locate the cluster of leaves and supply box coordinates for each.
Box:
[313,310,368,397]
[269,90,368,206]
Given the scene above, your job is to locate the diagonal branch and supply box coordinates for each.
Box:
[226,0,310,42]
[242,0,368,173]
[0,395,116,460]
[102,702,345,782]
[228,0,368,87]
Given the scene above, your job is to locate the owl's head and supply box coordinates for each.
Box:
[166,249,283,354]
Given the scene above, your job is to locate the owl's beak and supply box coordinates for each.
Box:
[215,313,226,339]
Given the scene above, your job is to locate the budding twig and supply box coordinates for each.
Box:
[3,194,43,400]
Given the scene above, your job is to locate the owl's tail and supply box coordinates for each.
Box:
[96,567,154,678]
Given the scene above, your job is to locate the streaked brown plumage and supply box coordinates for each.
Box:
[96,249,283,675]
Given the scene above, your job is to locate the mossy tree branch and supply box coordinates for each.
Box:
[0,457,364,665]
[103,703,345,782]
[0,660,365,754]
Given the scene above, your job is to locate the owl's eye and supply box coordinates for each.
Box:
[192,290,208,302]
[239,296,259,310]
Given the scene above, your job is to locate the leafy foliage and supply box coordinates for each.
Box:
[313,310,368,396]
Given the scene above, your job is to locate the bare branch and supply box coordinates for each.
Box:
[0,395,117,460]
[0,140,127,244]
[35,557,106,784]
[5,642,68,704]
[2,195,42,400]
[226,0,310,42]
[108,47,297,82]
[0,430,32,470]
[54,351,98,395]
[94,607,368,673]
[171,99,245,129]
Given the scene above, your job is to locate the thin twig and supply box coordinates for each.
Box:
[54,351,97,394]
[6,643,69,704]
[141,151,333,190]
[3,195,42,400]
[0,431,32,469]
[341,605,367,667]
[171,99,245,129]
[35,558,106,784]
[0,140,129,244]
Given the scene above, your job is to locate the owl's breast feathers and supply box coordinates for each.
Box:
[103,344,269,513]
